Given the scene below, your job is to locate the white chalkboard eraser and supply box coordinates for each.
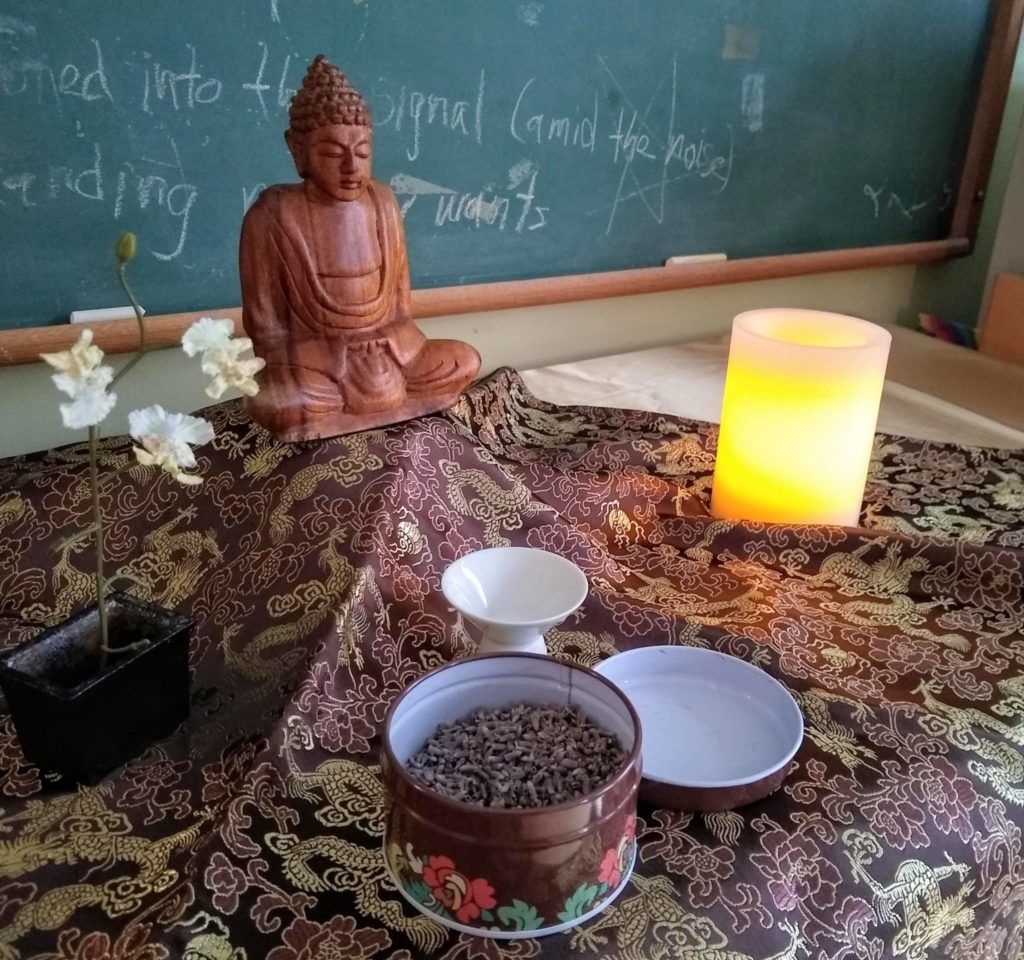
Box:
[69,306,145,324]
[665,253,728,266]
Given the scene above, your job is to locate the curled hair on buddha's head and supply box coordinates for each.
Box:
[288,54,371,134]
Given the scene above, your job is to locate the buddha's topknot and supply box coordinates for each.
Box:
[288,55,370,134]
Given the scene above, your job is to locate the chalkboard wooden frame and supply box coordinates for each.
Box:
[0,0,1020,367]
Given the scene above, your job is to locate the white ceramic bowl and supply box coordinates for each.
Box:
[441,547,588,655]
[596,646,804,811]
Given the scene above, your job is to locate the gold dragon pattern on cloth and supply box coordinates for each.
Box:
[239,54,480,442]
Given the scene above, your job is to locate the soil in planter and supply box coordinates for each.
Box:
[404,702,626,808]
[12,604,158,691]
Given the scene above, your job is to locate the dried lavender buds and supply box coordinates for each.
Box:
[404,702,626,808]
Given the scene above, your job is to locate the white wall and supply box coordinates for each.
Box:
[908,34,1024,327]
[980,75,1024,321]
[1,265,915,458]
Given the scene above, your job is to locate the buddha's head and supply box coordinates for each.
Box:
[286,55,372,202]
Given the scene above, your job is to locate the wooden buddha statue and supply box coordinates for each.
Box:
[239,55,481,442]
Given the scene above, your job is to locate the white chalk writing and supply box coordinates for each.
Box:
[389,173,455,216]
[47,141,104,201]
[242,183,266,213]
[510,78,598,153]
[609,108,658,164]
[373,70,485,162]
[113,140,197,260]
[863,183,941,220]
[142,44,222,113]
[517,3,542,27]
[0,15,36,36]
[0,136,196,262]
[0,141,104,208]
[241,43,298,118]
[0,38,112,110]
[741,73,764,132]
[596,53,734,234]
[2,171,35,206]
[393,162,549,233]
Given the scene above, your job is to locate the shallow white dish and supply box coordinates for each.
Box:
[596,646,803,811]
[442,547,588,655]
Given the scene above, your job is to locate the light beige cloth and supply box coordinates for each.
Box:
[523,333,1024,449]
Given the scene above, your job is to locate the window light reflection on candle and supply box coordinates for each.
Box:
[710,309,892,527]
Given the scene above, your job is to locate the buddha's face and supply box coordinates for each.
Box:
[291,124,372,202]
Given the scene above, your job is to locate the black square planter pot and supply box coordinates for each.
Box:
[0,592,191,783]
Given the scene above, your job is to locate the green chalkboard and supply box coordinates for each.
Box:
[0,0,998,329]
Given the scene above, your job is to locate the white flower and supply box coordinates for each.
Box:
[181,316,263,400]
[40,329,117,427]
[181,317,238,357]
[128,405,215,486]
[41,328,105,381]
[60,385,118,430]
[201,343,266,399]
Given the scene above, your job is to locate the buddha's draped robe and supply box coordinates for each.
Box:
[239,181,426,402]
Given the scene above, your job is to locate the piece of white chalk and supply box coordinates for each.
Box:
[69,306,145,324]
[664,253,728,266]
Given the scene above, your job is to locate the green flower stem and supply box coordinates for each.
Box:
[88,425,110,662]
[111,261,148,389]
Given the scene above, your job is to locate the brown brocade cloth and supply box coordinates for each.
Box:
[1,369,1023,960]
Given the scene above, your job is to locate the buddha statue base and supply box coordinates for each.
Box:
[245,388,468,443]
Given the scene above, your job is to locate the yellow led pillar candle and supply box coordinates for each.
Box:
[710,309,891,526]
